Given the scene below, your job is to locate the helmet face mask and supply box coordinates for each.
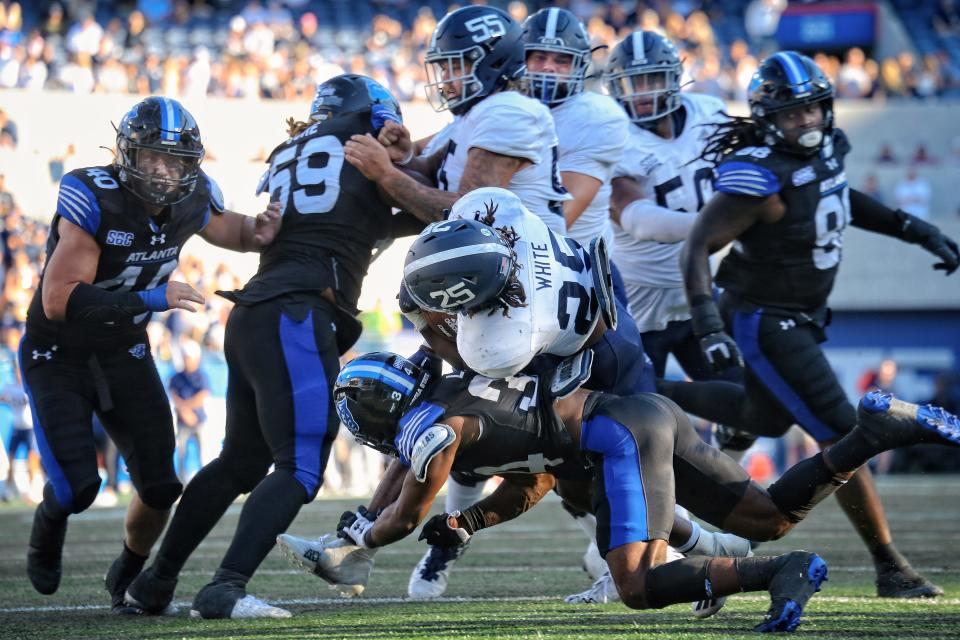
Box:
[424,6,525,115]
[116,97,204,206]
[520,8,591,107]
[333,352,427,456]
[603,31,683,126]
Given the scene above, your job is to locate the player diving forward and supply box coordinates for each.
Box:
[279,352,960,632]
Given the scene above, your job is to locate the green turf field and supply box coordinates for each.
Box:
[1,475,958,639]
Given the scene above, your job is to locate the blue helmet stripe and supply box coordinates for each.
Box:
[773,52,811,95]
[160,97,181,142]
[342,360,416,394]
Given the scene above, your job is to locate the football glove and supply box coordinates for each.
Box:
[690,297,743,373]
[418,512,471,548]
[900,213,960,275]
[337,506,380,548]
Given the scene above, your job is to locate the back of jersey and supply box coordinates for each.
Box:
[450,195,599,378]
[435,91,571,235]
[404,371,586,480]
[232,113,393,311]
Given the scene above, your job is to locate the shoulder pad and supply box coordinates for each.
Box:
[409,424,457,483]
[57,172,102,236]
[255,168,270,196]
[205,173,225,212]
[714,154,781,198]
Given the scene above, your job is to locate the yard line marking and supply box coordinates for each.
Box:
[2,595,959,614]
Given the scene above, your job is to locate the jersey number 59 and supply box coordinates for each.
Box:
[267,135,344,215]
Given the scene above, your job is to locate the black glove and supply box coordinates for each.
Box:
[418,512,471,549]
[690,296,743,373]
[900,214,960,275]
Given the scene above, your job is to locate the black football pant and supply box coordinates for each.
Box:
[658,294,856,443]
[19,331,180,515]
[153,297,340,582]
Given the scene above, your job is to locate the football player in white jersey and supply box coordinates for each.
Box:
[519,8,629,249]
[343,5,571,233]
[401,188,747,607]
[605,31,733,385]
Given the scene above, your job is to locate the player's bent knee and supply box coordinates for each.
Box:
[139,481,183,510]
[70,478,103,514]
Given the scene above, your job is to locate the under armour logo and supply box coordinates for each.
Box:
[150,234,166,245]
[129,343,147,359]
[779,319,796,331]
[32,346,58,361]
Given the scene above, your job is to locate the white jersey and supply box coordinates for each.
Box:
[449,188,599,379]
[552,91,629,249]
[436,92,571,235]
[611,93,726,332]
[420,117,458,158]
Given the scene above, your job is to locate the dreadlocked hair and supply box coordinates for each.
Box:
[464,199,527,318]
[697,112,766,167]
[286,117,312,137]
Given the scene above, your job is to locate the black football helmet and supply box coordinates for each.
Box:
[520,7,592,106]
[748,51,834,154]
[334,352,428,456]
[116,96,204,206]
[424,6,526,115]
[603,31,682,125]
[404,215,515,315]
[310,73,402,131]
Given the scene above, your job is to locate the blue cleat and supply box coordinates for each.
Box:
[858,391,960,450]
[755,551,828,633]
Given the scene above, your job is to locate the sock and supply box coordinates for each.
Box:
[153,458,244,581]
[119,541,148,567]
[643,557,712,608]
[823,429,882,473]
[871,542,912,574]
[219,471,307,579]
[767,452,849,523]
[734,555,787,592]
[39,483,69,522]
[570,512,598,544]
[676,520,702,554]
[445,476,485,513]
[212,567,250,587]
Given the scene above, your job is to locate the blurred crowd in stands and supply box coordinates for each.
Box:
[1,0,960,103]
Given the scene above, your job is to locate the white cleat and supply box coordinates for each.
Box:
[190,594,291,619]
[564,569,619,604]
[276,533,373,597]
[692,595,727,619]
[408,542,470,600]
[582,541,607,582]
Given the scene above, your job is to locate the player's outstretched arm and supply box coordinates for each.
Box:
[610,176,697,244]
[848,188,959,275]
[561,171,603,229]
[199,201,282,252]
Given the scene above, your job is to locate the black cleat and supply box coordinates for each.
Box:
[858,391,960,451]
[876,565,944,599]
[190,579,290,619]
[124,567,179,615]
[755,551,828,633]
[26,507,68,595]
[105,551,146,614]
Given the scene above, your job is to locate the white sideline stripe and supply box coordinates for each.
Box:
[0,564,950,583]
[2,594,959,614]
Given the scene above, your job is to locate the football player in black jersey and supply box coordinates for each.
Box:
[22,96,281,611]
[663,52,960,598]
[278,352,959,631]
[123,75,431,620]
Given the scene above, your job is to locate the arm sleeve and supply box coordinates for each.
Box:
[713,160,781,198]
[848,188,930,242]
[619,199,698,243]
[469,102,546,164]
[56,174,101,236]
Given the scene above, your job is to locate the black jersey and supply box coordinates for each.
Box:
[712,130,852,310]
[395,371,590,481]
[226,113,394,312]
[26,165,221,348]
